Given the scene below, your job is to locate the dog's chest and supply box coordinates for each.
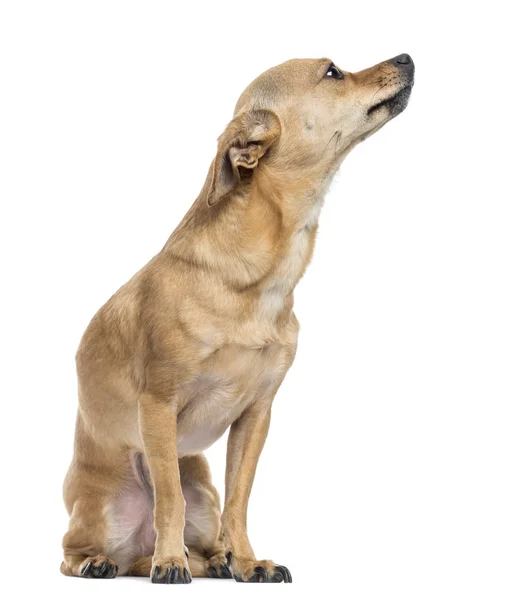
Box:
[175,344,288,456]
[176,375,241,456]
[173,224,312,456]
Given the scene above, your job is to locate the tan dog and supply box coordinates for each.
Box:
[61,54,414,584]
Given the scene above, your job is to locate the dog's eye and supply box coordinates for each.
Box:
[325,64,344,80]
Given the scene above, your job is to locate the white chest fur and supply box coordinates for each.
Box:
[176,374,244,455]
[258,198,323,321]
[175,344,289,456]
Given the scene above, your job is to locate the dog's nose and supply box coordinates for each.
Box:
[392,53,413,68]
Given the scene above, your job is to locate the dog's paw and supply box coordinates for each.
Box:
[229,554,292,583]
[151,556,191,584]
[206,551,232,579]
[79,555,118,579]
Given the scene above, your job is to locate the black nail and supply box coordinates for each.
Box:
[275,565,292,583]
[220,563,232,579]
[271,570,284,582]
[254,566,268,582]
[81,561,92,577]
[183,568,192,584]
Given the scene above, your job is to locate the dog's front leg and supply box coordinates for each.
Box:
[139,392,191,584]
[222,402,292,583]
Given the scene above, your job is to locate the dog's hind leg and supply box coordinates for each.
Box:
[180,454,232,579]
[122,454,230,578]
[60,413,126,578]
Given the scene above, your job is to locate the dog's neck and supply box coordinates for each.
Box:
[164,166,330,298]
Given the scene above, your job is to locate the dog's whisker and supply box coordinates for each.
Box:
[325,130,339,151]
[371,80,392,103]
[334,131,342,156]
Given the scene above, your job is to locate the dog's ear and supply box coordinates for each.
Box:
[207,109,281,207]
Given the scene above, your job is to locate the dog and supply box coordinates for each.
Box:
[61,54,414,584]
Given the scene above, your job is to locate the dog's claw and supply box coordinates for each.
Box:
[152,564,191,584]
[152,564,169,583]
[231,558,292,583]
[220,563,232,579]
[271,570,284,582]
[274,565,292,583]
[253,566,269,582]
[80,559,117,579]
[94,562,108,578]
[208,563,232,579]
[93,564,104,578]
[154,566,168,583]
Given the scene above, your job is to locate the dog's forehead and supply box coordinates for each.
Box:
[259,58,331,82]
[234,58,331,113]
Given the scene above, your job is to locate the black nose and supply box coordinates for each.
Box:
[392,53,413,67]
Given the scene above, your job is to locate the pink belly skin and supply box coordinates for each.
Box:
[105,453,216,573]
[106,477,156,572]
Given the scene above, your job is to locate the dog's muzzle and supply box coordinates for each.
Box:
[368,53,415,118]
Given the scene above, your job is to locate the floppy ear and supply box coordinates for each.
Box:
[207,109,281,207]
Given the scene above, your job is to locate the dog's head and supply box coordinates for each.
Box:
[207,55,414,206]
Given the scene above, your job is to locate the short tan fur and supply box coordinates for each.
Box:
[61,54,414,583]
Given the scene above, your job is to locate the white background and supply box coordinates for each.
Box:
[1,1,528,598]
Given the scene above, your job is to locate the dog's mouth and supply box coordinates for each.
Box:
[367,83,413,118]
